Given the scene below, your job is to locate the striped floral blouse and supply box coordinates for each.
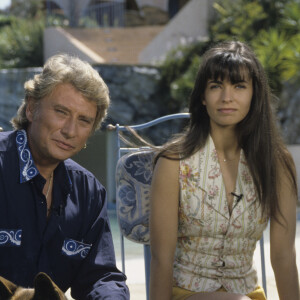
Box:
[173,136,269,294]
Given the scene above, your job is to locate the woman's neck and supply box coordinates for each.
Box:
[210,126,240,158]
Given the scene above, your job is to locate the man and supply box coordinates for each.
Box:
[0,54,129,299]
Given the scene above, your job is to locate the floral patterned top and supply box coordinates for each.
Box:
[173,136,269,294]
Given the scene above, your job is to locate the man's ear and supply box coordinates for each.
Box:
[32,272,66,300]
[0,276,17,299]
[26,98,35,122]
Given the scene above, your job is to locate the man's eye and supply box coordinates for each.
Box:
[80,118,92,124]
[55,108,66,114]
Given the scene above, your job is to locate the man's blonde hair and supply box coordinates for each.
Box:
[11,54,110,132]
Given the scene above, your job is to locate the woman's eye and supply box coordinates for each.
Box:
[236,84,246,89]
[210,84,220,89]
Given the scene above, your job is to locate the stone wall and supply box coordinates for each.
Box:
[0,68,40,130]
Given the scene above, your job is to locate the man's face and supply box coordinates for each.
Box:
[26,83,97,166]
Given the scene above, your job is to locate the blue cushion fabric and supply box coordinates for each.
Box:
[115,150,155,244]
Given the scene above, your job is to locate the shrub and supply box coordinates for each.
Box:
[0,17,44,68]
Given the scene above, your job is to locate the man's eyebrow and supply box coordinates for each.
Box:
[54,104,95,122]
[53,104,70,111]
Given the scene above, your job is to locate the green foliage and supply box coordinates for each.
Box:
[0,18,44,68]
[256,0,290,28]
[160,41,209,86]
[279,1,300,35]
[210,0,267,42]
[10,0,43,19]
[0,0,45,68]
[158,40,210,111]
[0,15,16,28]
[252,29,294,94]
[46,14,69,27]
[170,55,201,109]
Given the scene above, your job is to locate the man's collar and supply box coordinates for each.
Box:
[16,129,39,183]
[16,130,73,193]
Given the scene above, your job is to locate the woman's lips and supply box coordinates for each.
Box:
[218,108,237,113]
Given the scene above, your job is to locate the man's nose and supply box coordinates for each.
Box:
[61,118,77,138]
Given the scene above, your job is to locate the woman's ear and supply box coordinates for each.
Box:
[202,99,206,106]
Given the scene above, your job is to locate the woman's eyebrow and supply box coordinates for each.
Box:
[207,79,222,84]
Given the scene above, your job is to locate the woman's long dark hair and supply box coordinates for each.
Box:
[157,41,297,223]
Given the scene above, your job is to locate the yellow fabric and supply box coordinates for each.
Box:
[172,285,267,300]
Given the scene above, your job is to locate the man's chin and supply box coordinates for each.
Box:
[51,150,76,162]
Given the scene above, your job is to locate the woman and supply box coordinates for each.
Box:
[149,41,299,300]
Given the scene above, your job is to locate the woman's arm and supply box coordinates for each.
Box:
[149,157,180,300]
[270,162,300,300]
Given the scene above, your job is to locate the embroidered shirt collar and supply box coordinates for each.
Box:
[16,129,39,183]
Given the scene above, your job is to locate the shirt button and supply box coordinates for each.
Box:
[216,271,223,277]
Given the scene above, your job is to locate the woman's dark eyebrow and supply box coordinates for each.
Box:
[207,79,250,84]
[207,79,222,84]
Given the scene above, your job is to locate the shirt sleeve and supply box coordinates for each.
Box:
[70,179,129,300]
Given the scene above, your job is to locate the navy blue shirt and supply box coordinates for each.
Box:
[0,130,129,299]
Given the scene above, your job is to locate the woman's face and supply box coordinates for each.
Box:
[202,75,253,130]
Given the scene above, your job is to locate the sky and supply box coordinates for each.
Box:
[0,0,11,10]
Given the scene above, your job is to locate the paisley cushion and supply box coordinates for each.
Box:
[115,150,155,244]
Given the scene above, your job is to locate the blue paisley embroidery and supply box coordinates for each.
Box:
[0,229,22,246]
[62,239,92,259]
[123,152,154,184]
[16,130,38,182]
[118,185,136,209]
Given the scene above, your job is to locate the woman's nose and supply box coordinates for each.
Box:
[222,86,233,102]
